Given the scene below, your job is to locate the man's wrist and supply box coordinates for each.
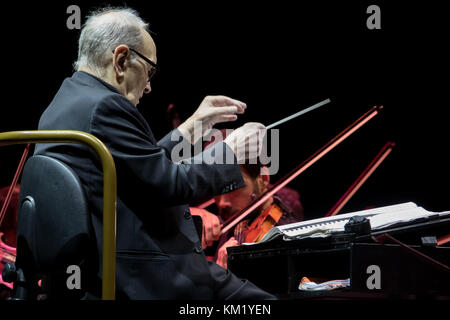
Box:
[177,116,196,143]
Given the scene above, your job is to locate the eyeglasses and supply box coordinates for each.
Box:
[112,47,158,81]
[129,48,158,81]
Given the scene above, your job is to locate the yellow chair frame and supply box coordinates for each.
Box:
[0,130,117,300]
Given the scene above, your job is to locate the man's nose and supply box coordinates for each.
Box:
[216,196,232,209]
[144,81,151,94]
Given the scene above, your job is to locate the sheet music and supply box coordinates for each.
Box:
[258,202,450,243]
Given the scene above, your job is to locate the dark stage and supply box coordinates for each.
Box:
[0,1,449,308]
[1,1,448,217]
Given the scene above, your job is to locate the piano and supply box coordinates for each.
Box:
[227,202,450,299]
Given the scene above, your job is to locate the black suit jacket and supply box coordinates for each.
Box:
[35,71,246,299]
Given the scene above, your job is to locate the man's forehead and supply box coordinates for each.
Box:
[141,29,157,60]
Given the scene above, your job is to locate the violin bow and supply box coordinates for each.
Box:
[0,144,30,226]
[325,141,395,217]
[220,105,383,235]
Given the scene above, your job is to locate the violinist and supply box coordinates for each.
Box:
[191,162,304,269]
[0,185,19,248]
[0,185,20,299]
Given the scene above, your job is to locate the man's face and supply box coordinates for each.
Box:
[214,169,259,220]
[115,29,157,106]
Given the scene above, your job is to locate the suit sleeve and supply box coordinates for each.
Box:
[90,94,244,206]
[157,129,183,153]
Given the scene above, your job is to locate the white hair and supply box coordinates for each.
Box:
[73,7,150,75]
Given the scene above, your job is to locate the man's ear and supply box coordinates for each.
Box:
[261,166,270,185]
[112,45,130,79]
[257,166,270,191]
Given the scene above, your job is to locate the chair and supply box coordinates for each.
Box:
[0,130,117,300]
[3,155,98,299]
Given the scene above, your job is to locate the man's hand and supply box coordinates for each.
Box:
[224,122,267,163]
[216,237,239,269]
[178,95,246,143]
[190,207,221,248]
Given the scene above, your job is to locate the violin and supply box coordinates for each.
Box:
[234,203,284,244]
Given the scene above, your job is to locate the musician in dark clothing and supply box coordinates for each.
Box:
[191,130,304,269]
[220,163,304,268]
[191,163,304,269]
[34,7,274,299]
[0,185,20,299]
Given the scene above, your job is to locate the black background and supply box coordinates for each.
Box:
[0,1,448,219]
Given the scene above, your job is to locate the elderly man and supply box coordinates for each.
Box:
[34,7,273,299]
